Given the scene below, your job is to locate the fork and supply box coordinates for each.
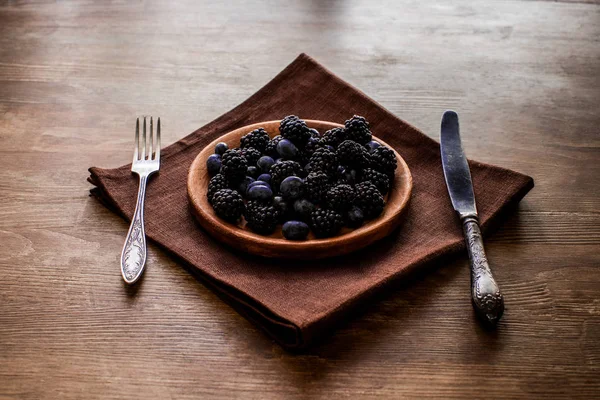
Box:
[120,116,161,284]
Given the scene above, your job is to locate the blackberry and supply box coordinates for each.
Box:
[321,127,346,148]
[240,128,269,152]
[265,135,283,158]
[355,181,385,219]
[244,200,279,234]
[207,174,230,204]
[370,146,397,178]
[309,128,320,138]
[336,167,358,186]
[270,160,302,189]
[336,140,369,168]
[211,189,244,222]
[295,149,311,167]
[309,209,344,238]
[326,184,356,212]
[241,147,262,166]
[304,137,323,157]
[359,168,390,195]
[221,149,248,182]
[344,115,372,144]
[279,115,311,146]
[304,172,330,203]
[307,147,338,175]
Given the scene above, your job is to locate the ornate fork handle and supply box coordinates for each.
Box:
[121,174,148,284]
[462,216,504,325]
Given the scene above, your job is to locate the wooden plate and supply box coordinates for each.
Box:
[187,120,412,259]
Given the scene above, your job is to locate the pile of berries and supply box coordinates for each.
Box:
[205,115,397,240]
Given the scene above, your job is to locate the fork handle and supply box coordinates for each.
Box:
[462,216,504,325]
[120,174,148,284]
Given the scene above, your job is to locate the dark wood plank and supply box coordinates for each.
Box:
[0,0,599,399]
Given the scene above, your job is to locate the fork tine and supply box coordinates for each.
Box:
[133,118,139,162]
[149,116,154,159]
[141,116,147,160]
[155,117,161,160]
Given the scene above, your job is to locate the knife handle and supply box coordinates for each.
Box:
[462,216,504,325]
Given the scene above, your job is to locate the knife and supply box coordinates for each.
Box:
[440,110,504,325]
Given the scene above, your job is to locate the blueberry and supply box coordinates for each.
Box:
[214,142,228,156]
[325,145,335,152]
[277,138,298,159]
[343,169,358,185]
[247,166,259,178]
[257,174,271,185]
[309,128,320,138]
[366,140,380,153]
[346,206,365,228]
[206,154,222,176]
[257,156,275,173]
[247,180,270,191]
[273,196,290,222]
[247,185,273,201]
[282,221,310,241]
[237,176,255,196]
[280,176,304,200]
[293,199,315,221]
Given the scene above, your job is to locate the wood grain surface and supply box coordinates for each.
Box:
[0,0,599,399]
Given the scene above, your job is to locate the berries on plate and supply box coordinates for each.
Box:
[241,147,262,166]
[277,138,299,159]
[344,115,372,145]
[206,154,222,176]
[205,115,396,240]
[355,181,385,218]
[257,173,271,184]
[214,142,228,156]
[345,206,365,228]
[245,200,279,234]
[370,145,397,178]
[280,115,311,146]
[247,184,273,201]
[360,168,390,195]
[304,171,330,204]
[282,221,310,240]
[257,156,275,173]
[321,127,346,148]
[240,128,269,152]
[211,189,244,222]
[270,160,302,190]
[337,140,369,169]
[237,176,255,195]
[207,174,229,205]
[326,184,356,212]
[221,149,248,183]
[307,147,338,176]
[310,209,344,238]
[280,176,304,200]
[265,135,283,158]
[293,199,316,221]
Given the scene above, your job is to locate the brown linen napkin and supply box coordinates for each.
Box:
[88,54,534,349]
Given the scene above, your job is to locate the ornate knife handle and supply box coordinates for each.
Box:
[462,216,504,325]
[120,175,148,284]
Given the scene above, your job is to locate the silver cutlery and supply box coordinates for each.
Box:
[440,110,504,325]
[121,117,161,284]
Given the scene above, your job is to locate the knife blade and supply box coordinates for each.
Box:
[440,110,477,219]
[440,110,504,325]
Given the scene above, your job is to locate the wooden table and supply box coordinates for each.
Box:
[1,1,598,398]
